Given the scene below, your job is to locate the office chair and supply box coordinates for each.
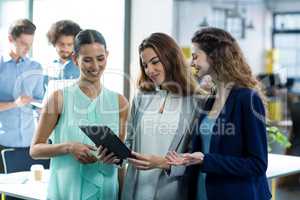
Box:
[1,147,49,174]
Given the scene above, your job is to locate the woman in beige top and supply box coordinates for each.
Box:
[122,32,206,200]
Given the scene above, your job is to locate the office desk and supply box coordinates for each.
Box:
[267,153,300,178]
[267,154,300,200]
[0,171,48,200]
[0,154,300,200]
[0,182,46,200]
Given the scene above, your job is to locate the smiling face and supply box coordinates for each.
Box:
[140,47,166,86]
[74,42,108,83]
[9,33,34,57]
[190,42,212,79]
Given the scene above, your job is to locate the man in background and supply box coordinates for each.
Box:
[44,20,81,91]
[0,19,44,173]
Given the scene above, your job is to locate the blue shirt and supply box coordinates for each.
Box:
[197,116,215,200]
[0,54,44,147]
[43,59,80,91]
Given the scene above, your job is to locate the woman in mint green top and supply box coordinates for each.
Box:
[30,29,128,200]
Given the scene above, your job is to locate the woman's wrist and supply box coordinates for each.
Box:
[65,142,74,154]
[198,153,205,165]
[159,158,171,170]
[163,164,171,170]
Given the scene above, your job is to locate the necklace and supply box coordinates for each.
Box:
[158,91,169,114]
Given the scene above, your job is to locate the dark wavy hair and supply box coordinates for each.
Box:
[138,32,204,96]
[47,20,81,46]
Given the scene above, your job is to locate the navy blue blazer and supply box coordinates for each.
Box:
[189,87,271,200]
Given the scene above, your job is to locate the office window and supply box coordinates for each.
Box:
[32,0,125,94]
[275,13,300,30]
[273,12,300,77]
[274,34,300,77]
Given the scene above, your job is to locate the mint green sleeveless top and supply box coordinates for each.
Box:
[47,84,119,200]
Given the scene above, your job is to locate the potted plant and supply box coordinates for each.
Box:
[267,126,291,153]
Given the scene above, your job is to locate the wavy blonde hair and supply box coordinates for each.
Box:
[192,27,267,106]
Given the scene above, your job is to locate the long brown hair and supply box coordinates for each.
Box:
[138,32,205,96]
[191,27,266,105]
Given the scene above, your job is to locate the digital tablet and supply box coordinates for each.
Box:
[79,125,132,160]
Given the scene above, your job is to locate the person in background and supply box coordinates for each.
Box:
[122,32,206,200]
[166,27,271,200]
[30,29,128,200]
[44,20,81,91]
[0,19,44,173]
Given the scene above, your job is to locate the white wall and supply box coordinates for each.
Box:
[174,1,211,46]
[31,0,125,95]
[129,0,174,97]
[0,0,27,55]
[173,0,273,74]
[238,4,272,74]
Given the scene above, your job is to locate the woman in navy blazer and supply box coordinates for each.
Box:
[166,27,271,200]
